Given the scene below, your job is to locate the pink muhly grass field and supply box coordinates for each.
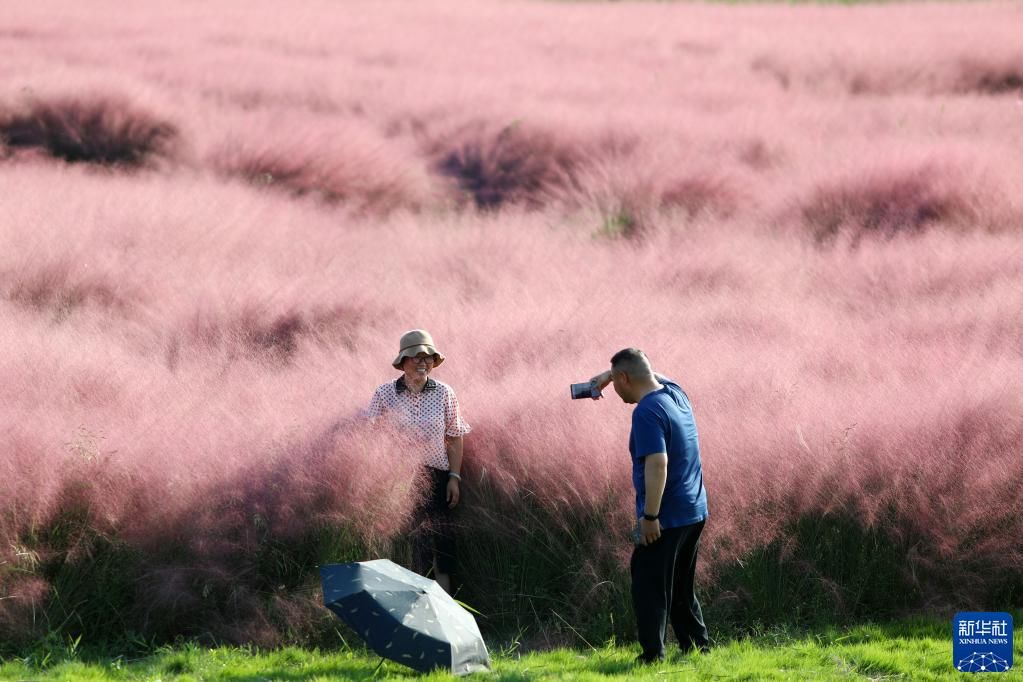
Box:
[1,0,1021,648]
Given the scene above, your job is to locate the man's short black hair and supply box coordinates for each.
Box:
[611,348,652,378]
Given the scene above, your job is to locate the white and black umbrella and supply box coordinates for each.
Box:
[320,559,491,676]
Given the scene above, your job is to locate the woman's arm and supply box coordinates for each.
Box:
[445,435,463,508]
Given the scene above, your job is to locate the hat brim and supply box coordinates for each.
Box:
[393,345,445,369]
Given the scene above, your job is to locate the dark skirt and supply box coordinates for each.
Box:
[411,466,457,576]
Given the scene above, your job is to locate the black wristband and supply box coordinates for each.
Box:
[643,513,659,521]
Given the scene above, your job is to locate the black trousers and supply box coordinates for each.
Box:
[411,466,457,576]
[630,520,708,659]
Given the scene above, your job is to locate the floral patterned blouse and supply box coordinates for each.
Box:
[368,376,471,470]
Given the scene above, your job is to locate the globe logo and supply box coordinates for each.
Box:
[957,652,1011,673]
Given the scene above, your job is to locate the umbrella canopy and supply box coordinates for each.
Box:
[320,559,491,676]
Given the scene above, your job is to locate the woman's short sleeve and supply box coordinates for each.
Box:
[444,386,471,437]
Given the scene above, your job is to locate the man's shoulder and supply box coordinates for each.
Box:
[642,382,691,417]
[658,376,683,391]
[658,378,689,401]
[644,379,684,401]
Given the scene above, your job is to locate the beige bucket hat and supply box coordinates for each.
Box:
[392,329,445,369]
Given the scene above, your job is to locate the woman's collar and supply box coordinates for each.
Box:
[395,376,438,394]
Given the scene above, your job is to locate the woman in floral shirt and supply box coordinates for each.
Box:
[368,329,471,593]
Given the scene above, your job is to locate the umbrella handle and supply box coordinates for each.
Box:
[372,657,386,677]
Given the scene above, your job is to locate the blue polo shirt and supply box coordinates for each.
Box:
[630,378,708,528]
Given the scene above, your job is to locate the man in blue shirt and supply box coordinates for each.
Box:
[590,348,710,663]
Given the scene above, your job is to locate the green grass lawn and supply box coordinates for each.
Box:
[2,618,1021,681]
